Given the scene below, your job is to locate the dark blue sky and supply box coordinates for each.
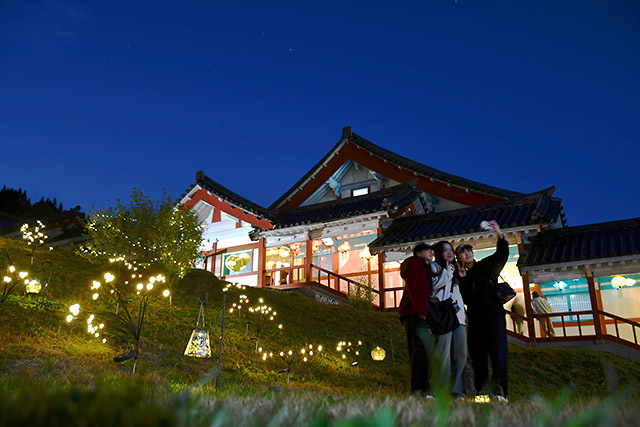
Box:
[1,1,638,226]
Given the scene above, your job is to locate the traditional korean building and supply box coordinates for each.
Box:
[180,126,639,356]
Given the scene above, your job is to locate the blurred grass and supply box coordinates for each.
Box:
[1,236,640,425]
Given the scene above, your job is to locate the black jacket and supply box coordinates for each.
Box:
[460,237,510,316]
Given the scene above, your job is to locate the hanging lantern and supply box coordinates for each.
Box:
[359,246,373,260]
[611,276,626,289]
[25,279,42,294]
[338,240,351,253]
[184,303,212,358]
[370,346,386,362]
[552,281,568,290]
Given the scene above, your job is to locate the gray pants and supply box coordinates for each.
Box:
[433,325,467,396]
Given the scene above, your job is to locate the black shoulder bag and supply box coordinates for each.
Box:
[495,274,516,305]
[426,268,460,335]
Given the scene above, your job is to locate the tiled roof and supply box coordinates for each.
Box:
[369,187,562,251]
[268,126,523,210]
[270,180,423,229]
[517,217,640,268]
[193,171,272,220]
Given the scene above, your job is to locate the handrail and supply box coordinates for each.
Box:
[504,308,640,349]
[311,264,380,297]
[597,310,640,328]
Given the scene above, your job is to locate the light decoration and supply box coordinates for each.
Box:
[289,242,302,256]
[359,246,373,260]
[268,343,324,385]
[229,294,249,314]
[222,282,246,292]
[25,279,41,294]
[337,340,363,369]
[475,395,491,404]
[337,241,351,253]
[63,258,170,384]
[611,276,635,289]
[370,346,386,362]
[21,220,49,264]
[247,297,278,353]
[552,281,568,291]
[1,264,31,307]
[184,302,212,358]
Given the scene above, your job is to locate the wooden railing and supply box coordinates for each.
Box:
[311,264,380,305]
[262,264,380,306]
[505,309,640,351]
[263,265,306,287]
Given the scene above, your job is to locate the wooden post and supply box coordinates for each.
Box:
[517,233,536,343]
[257,238,266,288]
[305,236,312,285]
[586,265,606,339]
[377,251,386,310]
[210,242,217,274]
[522,272,536,344]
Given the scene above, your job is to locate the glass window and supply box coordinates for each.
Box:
[352,187,369,197]
[222,250,252,276]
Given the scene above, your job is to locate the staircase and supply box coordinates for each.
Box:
[263,264,379,307]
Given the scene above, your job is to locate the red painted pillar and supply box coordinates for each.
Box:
[257,238,266,288]
[586,266,606,339]
[377,251,386,310]
[305,236,312,285]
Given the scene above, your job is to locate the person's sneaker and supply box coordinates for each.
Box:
[424,394,435,400]
[453,394,466,401]
[496,395,509,403]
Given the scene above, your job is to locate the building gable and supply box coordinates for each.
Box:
[269,126,522,212]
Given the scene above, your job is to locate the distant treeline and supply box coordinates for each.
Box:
[0,185,82,223]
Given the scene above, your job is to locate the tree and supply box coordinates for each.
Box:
[77,188,204,296]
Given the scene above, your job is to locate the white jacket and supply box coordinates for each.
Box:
[430,262,466,326]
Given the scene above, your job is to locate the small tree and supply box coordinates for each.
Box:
[77,188,203,299]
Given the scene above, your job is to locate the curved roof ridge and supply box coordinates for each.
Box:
[268,126,524,210]
[346,129,524,200]
[194,171,272,220]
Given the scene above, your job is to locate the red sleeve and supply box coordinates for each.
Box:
[400,257,432,317]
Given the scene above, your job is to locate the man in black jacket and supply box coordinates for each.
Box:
[457,220,510,401]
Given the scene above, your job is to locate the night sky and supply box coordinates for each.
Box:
[1,1,638,227]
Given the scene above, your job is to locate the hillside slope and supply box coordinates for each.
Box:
[1,237,639,400]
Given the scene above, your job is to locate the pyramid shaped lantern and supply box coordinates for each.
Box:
[184,302,212,358]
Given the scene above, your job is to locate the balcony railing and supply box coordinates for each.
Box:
[505,308,640,351]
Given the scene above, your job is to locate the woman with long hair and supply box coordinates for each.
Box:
[430,240,467,397]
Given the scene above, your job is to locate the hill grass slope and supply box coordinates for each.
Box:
[1,236,639,403]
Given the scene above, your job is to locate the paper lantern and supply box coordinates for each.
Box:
[184,302,212,358]
[25,279,42,294]
[611,276,626,289]
[184,329,212,358]
[370,346,386,362]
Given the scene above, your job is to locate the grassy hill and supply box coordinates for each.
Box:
[1,236,639,425]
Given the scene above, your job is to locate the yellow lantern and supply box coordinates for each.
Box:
[611,276,626,289]
[184,329,212,358]
[184,303,212,358]
[25,279,42,294]
[370,346,386,362]
[475,395,491,404]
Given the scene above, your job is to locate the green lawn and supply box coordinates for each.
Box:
[1,237,639,425]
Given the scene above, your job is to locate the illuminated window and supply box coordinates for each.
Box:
[352,187,369,197]
[222,250,252,276]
